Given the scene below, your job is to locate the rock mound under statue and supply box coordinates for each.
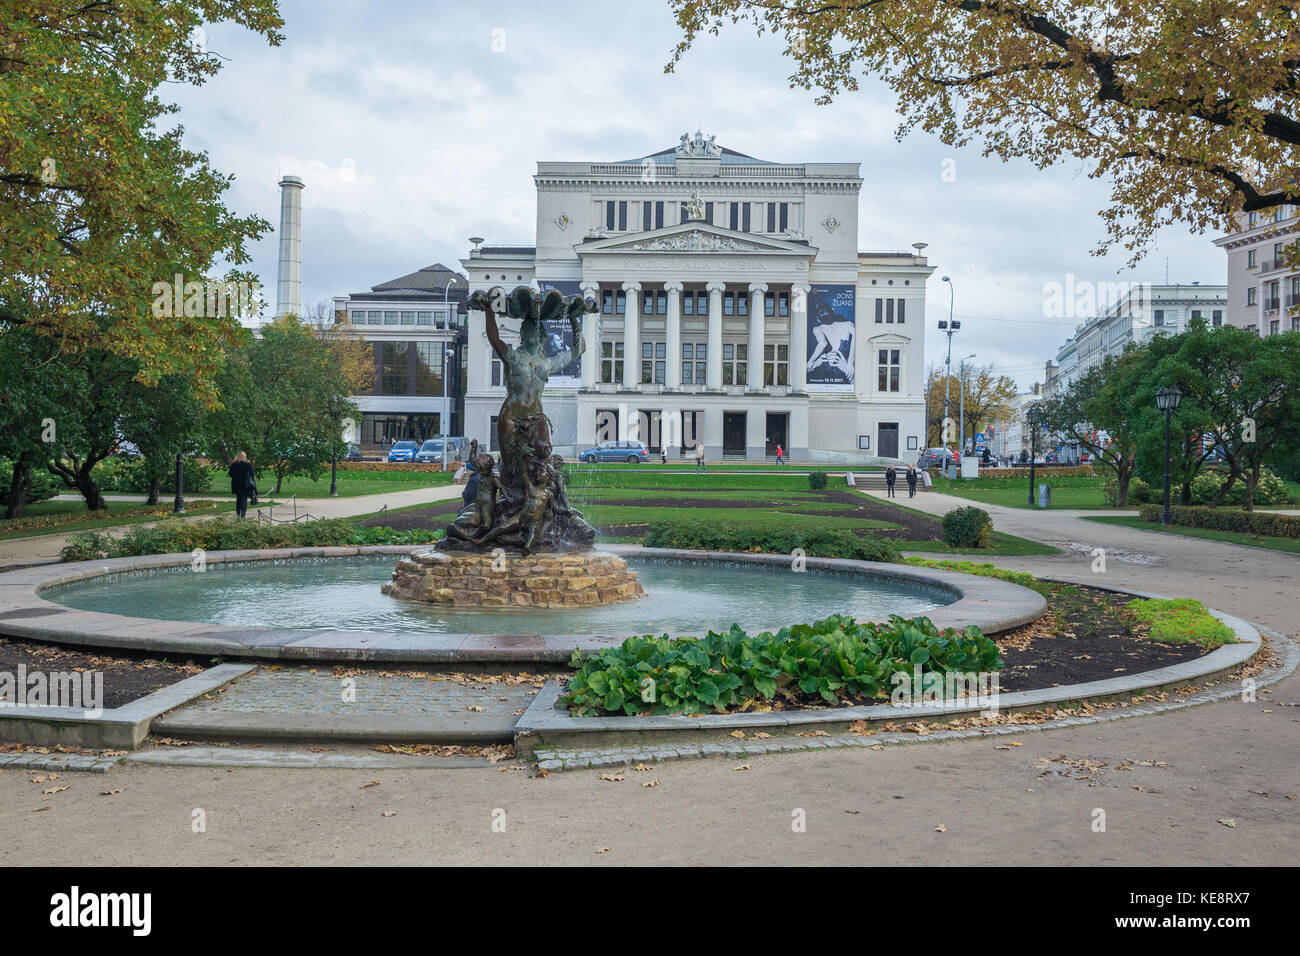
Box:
[381,549,645,608]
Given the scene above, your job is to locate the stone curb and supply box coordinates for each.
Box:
[525,624,1293,772]
[513,602,1262,760]
[0,663,256,749]
[0,546,1046,663]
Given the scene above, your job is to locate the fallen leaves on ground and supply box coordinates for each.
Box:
[99,789,124,796]
[359,780,380,789]
[598,772,625,782]
[733,764,751,772]
[371,743,514,762]
[935,824,948,833]
[642,779,660,788]
[1218,818,1237,828]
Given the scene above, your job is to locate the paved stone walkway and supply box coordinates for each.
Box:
[150,667,554,743]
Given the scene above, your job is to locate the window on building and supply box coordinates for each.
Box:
[875,299,884,323]
[491,359,502,387]
[643,290,654,314]
[742,203,751,232]
[1293,316,1299,332]
[602,289,615,314]
[886,300,895,323]
[642,202,652,231]
[654,201,664,229]
[383,311,398,325]
[738,292,748,316]
[696,291,709,314]
[729,202,739,230]
[723,292,734,316]
[765,292,775,316]
[1271,319,1281,335]
[764,343,789,386]
[683,293,695,316]
[705,202,713,224]
[877,349,901,392]
[1248,211,1258,227]
[766,202,788,233]
[618,201,627,231]
[778,291,789,316]
[766,203,776,233]
[601,342,624,384]
[722,343,747,385]
[400,311,416,325]
[605,202,615,231]
[350,311,365,325]
[641,341,665,384]
[1213,310,1223,327]
[488,416,498,452]
[414,342,444,395]
[682,343,707,384]
[1248,249,1258,268]
[897,299,905,323]
[369,311,382,325]
[1274,241,1285,265]
[616,290,626,314]
[657,291,667,315]
[1154,310,1164,327]
[416,311,433,326]
[380,341,409,395]
[1248,287,1257,305]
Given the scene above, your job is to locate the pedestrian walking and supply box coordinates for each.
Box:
[885,465,897,498]
[228,451,256,519]
[776,443,784,465]
[660,448,668,465]
[906,464,918,498]
[694,443,706,474]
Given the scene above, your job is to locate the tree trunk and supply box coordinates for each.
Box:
[4,461,31,519]
[1209,466,1239,508]
[1179,479,1192,505]
[77,468,107,512]
[1242,466,1260,512]
[274,470,284,494]
[145,475,161,506]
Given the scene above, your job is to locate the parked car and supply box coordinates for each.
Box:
[343,443,363,462]
[916,447,958,470]
[578,440,649,464]
[415,438,462,463]
[387,440,418,462]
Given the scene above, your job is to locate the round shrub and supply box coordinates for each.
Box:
[807,471,828,490]
[941,506,993,549]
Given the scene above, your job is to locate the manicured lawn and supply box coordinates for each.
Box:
[253,468,457,498]
[931,474,1116,510]
[1083,515,1300,554]
[0,500,236,541]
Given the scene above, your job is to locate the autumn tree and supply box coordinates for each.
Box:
[924,363,1017,450]
[300,302,374,396]
[0,1,283,400]
[668,1,1300,260]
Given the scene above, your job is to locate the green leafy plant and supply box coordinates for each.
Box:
[562,614,1003,716]
[1125,597,1235,647]
[941,506,992,548]
[807,471,829,490]
[1137,503,1300,538]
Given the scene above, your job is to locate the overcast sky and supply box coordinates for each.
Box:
[167,0,1227,390]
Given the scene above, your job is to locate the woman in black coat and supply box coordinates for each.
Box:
[228,451,256,519]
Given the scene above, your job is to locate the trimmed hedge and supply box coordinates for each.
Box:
[989,465,1096,479]
[59,517,442,561]
[807,471,828,490]
[643,519,901,563]
[941,506,993,548]
[1137,503,1300,538]
[563,614,1003,716]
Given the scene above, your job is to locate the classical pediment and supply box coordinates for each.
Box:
[579,222,816,257]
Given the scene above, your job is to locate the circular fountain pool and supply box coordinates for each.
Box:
[44,553,950,637]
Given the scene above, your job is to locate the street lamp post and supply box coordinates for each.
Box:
[958,352,976,466]
[939,276,961,478]
[1155,385,1183,525]
[172,450,185,514]
[328,397,340,497]
[1026,406,1041,507]
[442,345,454,473]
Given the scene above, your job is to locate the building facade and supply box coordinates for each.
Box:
[1213,206,1300,337]
[460,133,933,462]
[333,263,468,449]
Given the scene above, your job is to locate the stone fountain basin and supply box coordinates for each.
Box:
[0,545,1047,663]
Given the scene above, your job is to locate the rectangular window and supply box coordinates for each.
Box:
[723,292,734,316]
[767,203,777,233]
[729,202,739,230]
[400,311,416,325]
[491,359,501,387]
[616,290,626,314]
[885,300,894,323]
[764,343,788,386]
[350,311,365,325]
[640,342,666,384]
[1154,309,1164,327]
[488,416,498,452]
[380,341,409,395]
[778,291,789,316]
[416,311,433,326]
[779,203,788,232]
[764,292,775,316]
[1271,319,1281,335]
[877,349,900,393]
[742,204,751,232]
[1248,287,1257,305]
[655,201,664,229]
[1191,309,1202,321]
[643,290,654,314]
[897,298,905,323]
[602,289,614,314]
[875,299,883,323]
[722,343,747,385]
[368,311,382,324]
[697,291,709,315]
[618,201,627,231]
[657,291,667,315]
[680,200,688,222]
[605,202,615,231]
[705,202,713,224]
[414,342,443,395]
[683,293,695,316]
[738,292,748,316]
[383,311,398,325]
[1213,310,1223,327]
[601,341,624,384]
[643,202,652,231]
[1248,249,1258,267]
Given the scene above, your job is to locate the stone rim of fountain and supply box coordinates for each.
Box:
[2,545,1047,663]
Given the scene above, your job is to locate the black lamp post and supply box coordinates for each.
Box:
[938,277,961,479]
[172,450,185,514]
[1026,406,1041,507]
[1155,385,1183,524]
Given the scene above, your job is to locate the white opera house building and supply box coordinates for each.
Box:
[460,133,932,462]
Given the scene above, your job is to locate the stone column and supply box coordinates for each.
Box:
[706,281,725,389]
[791,282,810,391]
[664,281,683,390]
[748,282,768,391]
[622,281,641,389]
[580,281,600,389]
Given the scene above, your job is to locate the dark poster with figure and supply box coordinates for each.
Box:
[538,280,583,386]
[805,284,856,391]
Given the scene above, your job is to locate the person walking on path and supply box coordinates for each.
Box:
[660,448,668,465]
[775,443,784,465]
[228,451,256,519]
[694,443,706,474]
[885,465,897,498]
[905,464,918,498]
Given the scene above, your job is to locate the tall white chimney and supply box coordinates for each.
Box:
[276,175,304,318]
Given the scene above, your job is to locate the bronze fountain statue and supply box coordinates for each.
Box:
[382,286,645,608]
[440,286,598,556]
